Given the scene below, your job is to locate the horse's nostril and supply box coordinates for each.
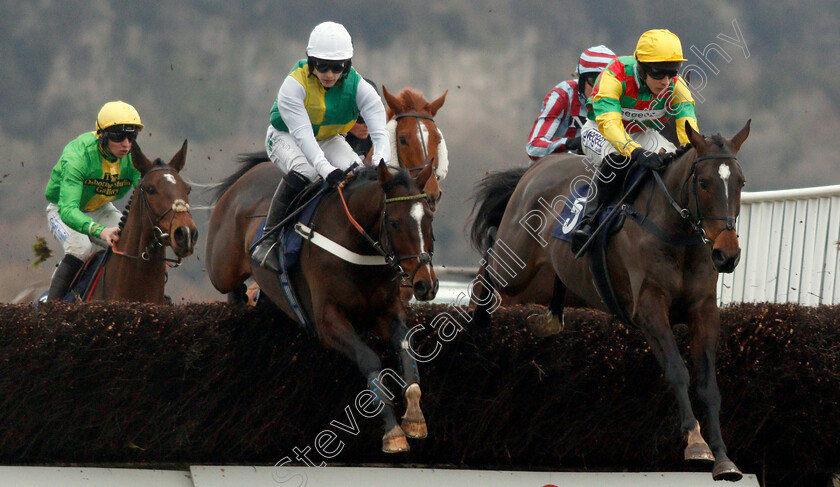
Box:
[173,226,197,248]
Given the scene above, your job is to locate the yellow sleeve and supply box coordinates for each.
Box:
[671,79,699,146]
[591,73,641,157]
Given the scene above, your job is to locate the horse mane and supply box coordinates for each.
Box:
[469,166,530,253]
[210,152,270,203]
[350,165,413,194]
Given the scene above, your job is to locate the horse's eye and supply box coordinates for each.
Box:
[399,136,408,145]
[740,180,746,188]
[389,220,400,231]
[698,179,709,190]
[144,185,158,195]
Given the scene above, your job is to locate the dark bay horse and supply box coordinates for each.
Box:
[382,86,448,210]
[469,117,687,317]
[23,142,197,304]
[205,160,438,452]
[471,121,750,481]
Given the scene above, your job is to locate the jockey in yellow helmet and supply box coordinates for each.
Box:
[572,30,699,254]
[43,101,144,300]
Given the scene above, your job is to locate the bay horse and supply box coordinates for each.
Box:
[24,141,197,304]
[470,121,750,481]
[381,86,448,210]
[205,159,438,453]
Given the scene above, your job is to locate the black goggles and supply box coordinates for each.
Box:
[645,66,679,80]
[313,60,347,73]
[104,128,138,143]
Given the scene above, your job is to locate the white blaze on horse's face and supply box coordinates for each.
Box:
[163,173,177,185]
[718,163,731,201]
[410,201,430,271]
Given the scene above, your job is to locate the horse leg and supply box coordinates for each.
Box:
[388,316,426,439]
[635,295,703,463]
[226,283,248,305]
[689,302,743,481]
[527,274,567,337]
[470,257,496,327]
[320,308,408,453]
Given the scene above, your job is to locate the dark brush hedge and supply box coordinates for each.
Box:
[0,301,837,481]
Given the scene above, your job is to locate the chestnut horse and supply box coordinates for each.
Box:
[23,141,197,304]
[205,160,438,452]
[470,122,750,481]
[381,86,448,210]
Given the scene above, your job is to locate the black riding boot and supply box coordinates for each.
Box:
[571,153,630,255]
[47,254,84,301]
[251,171,308,272]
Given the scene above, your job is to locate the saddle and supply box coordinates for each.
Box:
[37,251,109,304]
[551,166,647,327]
[250,180,329,334]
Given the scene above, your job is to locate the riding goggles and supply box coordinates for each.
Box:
[103,124,139,142]
[645,66,679,80]
[313,60,347,73]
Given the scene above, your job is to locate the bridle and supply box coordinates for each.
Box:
[393,111,437,175]
[111,166,192,266]
[650,151,740,247]
[337,181,434,281]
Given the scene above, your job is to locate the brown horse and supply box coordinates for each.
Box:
[21,141,197,304]
[469,118,686,314]
[470,121,750,481]
[205,159,438,453]
[382,86,448,210]
[90,141,197,303]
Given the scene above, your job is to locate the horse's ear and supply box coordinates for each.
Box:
[382,85,405,114]
[415,158,434,189]
[685,121,707,154]
[731,119,751,152]
[426,90,448,116]
[169,139,188,172]
[377,159,393,185]
[130,140,153,174]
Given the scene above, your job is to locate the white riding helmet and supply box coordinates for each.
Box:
[306,21,353,60]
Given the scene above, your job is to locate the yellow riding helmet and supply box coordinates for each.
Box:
[96,101,144,133]
[634,29,687,63]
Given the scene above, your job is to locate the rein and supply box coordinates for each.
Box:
[393,111,436,175]
[336,180,432,280]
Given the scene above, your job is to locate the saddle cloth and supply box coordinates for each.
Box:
[250,184,327,334]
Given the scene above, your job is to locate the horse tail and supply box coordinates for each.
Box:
[210,152,272,204]
[468,166,529,253]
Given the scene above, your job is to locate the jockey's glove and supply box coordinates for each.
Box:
[632,148,665,171]
[326,168,346,187]
[565,136,582,154]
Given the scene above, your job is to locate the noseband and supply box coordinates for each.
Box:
[393,111,436,175]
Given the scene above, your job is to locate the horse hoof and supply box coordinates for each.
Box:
[401,419,428,439]
[382,426,410,453]
[684,441,715,463]
[712,460,743,482]
[526,310,563,337]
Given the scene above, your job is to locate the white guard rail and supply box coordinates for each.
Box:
[718,184,840,306]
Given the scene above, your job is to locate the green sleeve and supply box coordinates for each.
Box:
[56,145,102,237]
